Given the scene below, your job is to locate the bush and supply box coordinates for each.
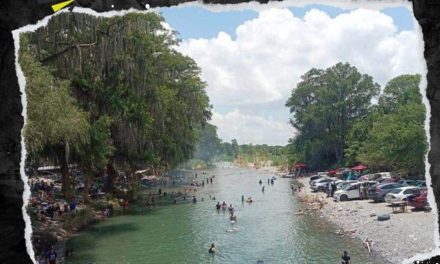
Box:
[63,208,96,231]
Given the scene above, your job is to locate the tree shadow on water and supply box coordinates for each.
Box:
[88,222,139,236]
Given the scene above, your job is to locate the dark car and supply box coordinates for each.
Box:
[368,183,403,202]
[397,179,419,186]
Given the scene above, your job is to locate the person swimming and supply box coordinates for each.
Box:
[228,204,234,212]
[259,180,262,184]
[209,243,216,253]
[262,186,265,192]
[216,202,221,210]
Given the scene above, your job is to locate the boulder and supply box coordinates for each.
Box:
[377,214,390,221]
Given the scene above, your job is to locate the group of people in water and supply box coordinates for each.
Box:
[258,177,276,193]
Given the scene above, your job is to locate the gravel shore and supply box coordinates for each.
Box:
[296,178,436,264]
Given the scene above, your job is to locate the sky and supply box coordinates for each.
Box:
[159,4,424,146]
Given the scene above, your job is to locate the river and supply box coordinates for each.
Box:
[66,165,385,264]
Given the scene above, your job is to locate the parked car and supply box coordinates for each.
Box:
[375,172,393,179]
[311,178,334,192]
[334,182,362,201]
[309,175,322,184]
[377,177,398,184]
[368,183,403,202]
[360,181,377,189]
[408,188,429,210]
[384,186,420,203]
[336,180,357,190]
[397,179,419,186]
[417,180,427,188]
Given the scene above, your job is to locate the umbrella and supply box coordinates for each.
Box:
[351,164,367,171]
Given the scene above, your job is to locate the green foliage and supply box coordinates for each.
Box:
[286,63,379,169]
[286,66,427,177]
[76,116,114,172]
[21,12,212,199]
[63,208,96,231]
[193,124,221,162]
[356,74,427,177]
[20,50,90,155]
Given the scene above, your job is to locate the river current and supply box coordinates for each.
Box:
[66,165,384,264]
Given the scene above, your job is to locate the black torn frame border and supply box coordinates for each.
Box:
[1,0,440,263]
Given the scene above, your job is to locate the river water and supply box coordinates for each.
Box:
[66,165,385,264]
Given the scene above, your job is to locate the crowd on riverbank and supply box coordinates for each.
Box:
[293,177,435,264]
[28,168,220,264]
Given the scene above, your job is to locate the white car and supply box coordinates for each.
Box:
[385,186,420,203]
[310,178,333,192]
[336,180,357,190]
[334,182,362,201]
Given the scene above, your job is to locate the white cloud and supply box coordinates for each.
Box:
[175,7,424,145]
[211,109,294,145]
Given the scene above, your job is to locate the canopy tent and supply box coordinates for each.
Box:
[327,170,337,175]
[294,163,306,169]
[351,164,367,171]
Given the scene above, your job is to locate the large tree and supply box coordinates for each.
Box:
[20,49,89,200]
[286,63,380,169]
[21,12,212,198]
[357,74,427,176]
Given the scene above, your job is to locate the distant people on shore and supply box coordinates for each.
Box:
[359,184,364,200]
[45,246,57,264]
[331,182,336,197]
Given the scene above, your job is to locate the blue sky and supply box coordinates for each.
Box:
[158,4,422,145]
[160,5,414,40]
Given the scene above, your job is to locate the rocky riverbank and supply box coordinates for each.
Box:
[295,177,436,264]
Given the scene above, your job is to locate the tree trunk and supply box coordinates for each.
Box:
[61,141,72,202]
[83,172,91,203]
[105,161,117,193]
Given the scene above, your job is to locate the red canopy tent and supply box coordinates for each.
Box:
[294,163,306,169]
[351,164,367,171]
[327,169,337,175]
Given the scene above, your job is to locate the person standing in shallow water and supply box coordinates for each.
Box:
[209,243,216,254]
[341,251,351,264]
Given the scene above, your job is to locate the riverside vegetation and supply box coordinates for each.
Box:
[20,11,428,264]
